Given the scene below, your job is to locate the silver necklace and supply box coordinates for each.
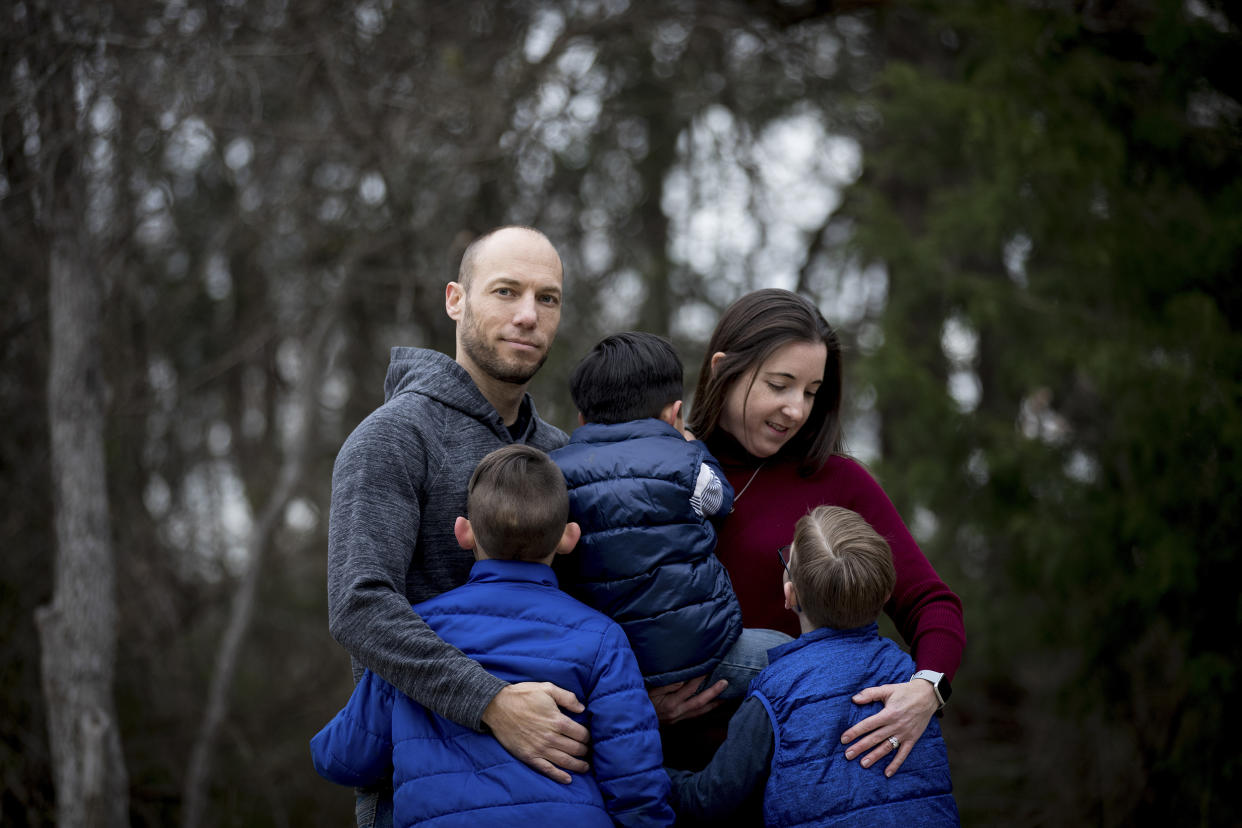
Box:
[730,462,766,513]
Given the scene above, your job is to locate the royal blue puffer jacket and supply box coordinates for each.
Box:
[550,419,740,687]
[751,624,960,827]
[310,560,673,828]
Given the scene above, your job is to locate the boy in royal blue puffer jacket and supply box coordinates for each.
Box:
[667,505,960,826]
[310,445,673,827]
[551,332,790,698]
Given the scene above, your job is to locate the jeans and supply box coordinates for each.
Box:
[354,784,394,828]
[710,627,793,699]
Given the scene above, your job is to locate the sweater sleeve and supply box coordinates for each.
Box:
[326,411,507,730]
[309,670,396,788]
[838,458,966,679]
[666,696,772,821]
[695,445,736,519]
[586,623,676,827]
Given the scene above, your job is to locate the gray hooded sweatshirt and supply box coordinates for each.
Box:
[327,347,568,729]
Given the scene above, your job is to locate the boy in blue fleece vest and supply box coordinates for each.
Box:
[311,445,673,827]
[551,332,790,698]
[667,506,960,826]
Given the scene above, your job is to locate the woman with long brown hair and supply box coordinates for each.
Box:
[655,288,964,777]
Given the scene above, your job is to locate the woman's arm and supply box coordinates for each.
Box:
[837,456,965,677]
[834,457,965,775]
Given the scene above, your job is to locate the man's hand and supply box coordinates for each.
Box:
[481,682,590,784]
[648,676,728,725]
[840,679,938,777]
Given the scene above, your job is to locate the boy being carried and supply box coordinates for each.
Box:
[668,505,960,826]
[311,445,673,827]
[551,332,789,697]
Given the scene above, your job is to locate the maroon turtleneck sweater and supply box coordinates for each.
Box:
[707,434,965,680]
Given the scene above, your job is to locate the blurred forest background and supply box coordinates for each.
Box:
[3,0,1239,825]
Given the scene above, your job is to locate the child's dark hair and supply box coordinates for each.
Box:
[467,445,569,561]
[570,332,683,424]
[790,506,895,630]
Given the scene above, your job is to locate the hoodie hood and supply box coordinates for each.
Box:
[382,347,563,445]
[384,346,494,413]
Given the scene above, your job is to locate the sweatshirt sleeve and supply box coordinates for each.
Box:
[666,696,772,820]
[326,411,507,730]
[839,458,966,680]
[310,670,396,788]
[695,446,736,519]
[587,623,676,827]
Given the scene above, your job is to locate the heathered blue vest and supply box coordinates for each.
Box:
[749,625,960,827]
[551,419,741,686]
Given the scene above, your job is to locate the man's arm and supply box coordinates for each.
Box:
[666,696,773,820]
[327,414,589,779]
[327,416,505,727]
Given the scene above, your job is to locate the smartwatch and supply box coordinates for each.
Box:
[911,669,952,710]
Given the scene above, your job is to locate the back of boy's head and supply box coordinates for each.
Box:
[790,505,896,630]
[467,445,569,561]
[570,332,683,424]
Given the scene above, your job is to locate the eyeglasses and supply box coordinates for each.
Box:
[777,544,793,578]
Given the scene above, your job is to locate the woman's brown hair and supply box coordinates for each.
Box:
[687,289,843,475]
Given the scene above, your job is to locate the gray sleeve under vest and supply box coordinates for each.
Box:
[326,408,506,731]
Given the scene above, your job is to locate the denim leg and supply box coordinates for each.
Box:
[710,627,793,699]
[354,784,394,828]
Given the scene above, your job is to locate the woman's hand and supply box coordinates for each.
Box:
[648,676,728,725]
[839,679,938,777]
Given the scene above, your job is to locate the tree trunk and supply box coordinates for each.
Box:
[31,1,131,819]
[37,233,130,827]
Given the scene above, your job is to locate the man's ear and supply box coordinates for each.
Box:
[709,351,727,376]
[554,521,582,556]
[658,400,683,428]
[783,580,802,614]
[453,516,475,551]
[445,281,465,322]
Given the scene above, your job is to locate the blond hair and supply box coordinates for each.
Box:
[790,505,895,629]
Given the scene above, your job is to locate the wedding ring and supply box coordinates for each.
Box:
[887,735,900,750]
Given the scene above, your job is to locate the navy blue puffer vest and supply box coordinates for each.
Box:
[552,419,741,686]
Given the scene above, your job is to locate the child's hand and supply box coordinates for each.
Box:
[647,677,727,724]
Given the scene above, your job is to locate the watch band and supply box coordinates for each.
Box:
[911,669,950,709]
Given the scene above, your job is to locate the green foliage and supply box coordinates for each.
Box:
[840,1,1242,822]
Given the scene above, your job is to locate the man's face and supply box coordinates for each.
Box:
[447,229,563,386]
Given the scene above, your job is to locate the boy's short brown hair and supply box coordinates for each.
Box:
[467,445,569,561]
[790,505,895,630]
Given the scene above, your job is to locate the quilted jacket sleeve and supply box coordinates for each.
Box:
[586,623,675,827]
[309,670,396,788]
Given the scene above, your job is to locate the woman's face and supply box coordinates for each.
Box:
[717,339,827,458]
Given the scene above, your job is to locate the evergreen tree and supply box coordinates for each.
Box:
[837,2,1242,823]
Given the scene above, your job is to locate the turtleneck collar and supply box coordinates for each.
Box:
[705,428,770,471]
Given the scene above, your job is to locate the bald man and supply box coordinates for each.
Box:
[327,227,587,825]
